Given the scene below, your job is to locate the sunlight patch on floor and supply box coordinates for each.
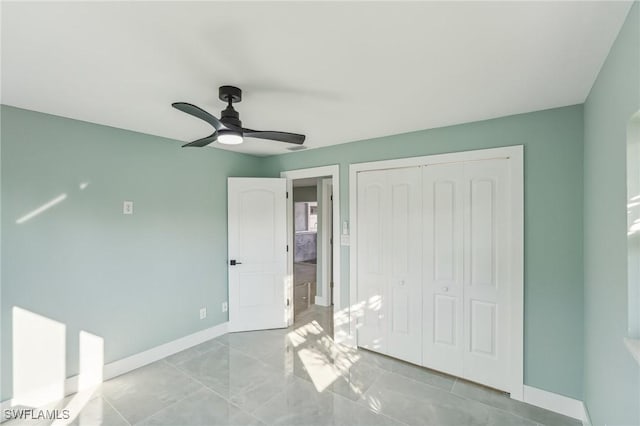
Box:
[287,317,365,394]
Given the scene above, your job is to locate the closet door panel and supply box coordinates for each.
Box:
[387,167,423,364]
[422,164,465,376]
[462,159,510,391]
[356,171,389,354]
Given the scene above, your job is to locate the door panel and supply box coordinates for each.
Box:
[228,178,287,332]
[387,168,422,364]
[469,300,497,356]
[469,179,496,287]
[391,286,410,334]
[356,167,422,363]
[434,295,456,345]
[422,164,465,376]
[357,172,388,354]
[462,159,509,391]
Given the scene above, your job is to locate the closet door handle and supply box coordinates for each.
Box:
[442,286,449,292]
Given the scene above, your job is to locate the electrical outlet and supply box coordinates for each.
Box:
[222,302,228,312]
[199,308,207,320]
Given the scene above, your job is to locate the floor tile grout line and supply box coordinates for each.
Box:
[212,332,288,367]
[162,358,234,404]
[124,368,205,426]
[450,377,458,393]
[364,373,417,426]
[161,354,269,424]
[242,377,297,420]
[101,395,132,426]
[354,372,411,426]
[164,339,226,367]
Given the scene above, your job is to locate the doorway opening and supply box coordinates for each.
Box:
[292,177,333,335]
[281,165,342,343]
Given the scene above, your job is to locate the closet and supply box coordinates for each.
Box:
[356,156,515,393]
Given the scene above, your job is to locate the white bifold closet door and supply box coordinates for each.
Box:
[357,158,512,393]
[356,167,423,365]
[423,159,510,391]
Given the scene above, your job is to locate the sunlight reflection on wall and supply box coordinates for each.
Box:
[12,307,66,407]
[78,331,104,391]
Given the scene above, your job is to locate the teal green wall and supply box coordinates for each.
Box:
[0,105,265,401]
[263,105,585,399]
[583,3,640,425]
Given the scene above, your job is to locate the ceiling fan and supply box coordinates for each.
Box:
[172,85,306,148]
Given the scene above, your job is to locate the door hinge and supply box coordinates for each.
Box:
[286,245,289,252]
[286,191,289,199]
[330,195,333,201]
[287,298,290,306]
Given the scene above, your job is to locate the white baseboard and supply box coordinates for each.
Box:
[0,322,228,416]
[523,385,587,422]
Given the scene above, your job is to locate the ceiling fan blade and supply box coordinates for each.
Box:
[243,129,306,145]
[172,102,222,130]
[181,133,217,148]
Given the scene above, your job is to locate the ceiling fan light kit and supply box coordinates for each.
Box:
[172,86,305,148]
[217,129,243,145]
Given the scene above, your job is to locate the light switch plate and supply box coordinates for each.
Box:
[123,201,134,215]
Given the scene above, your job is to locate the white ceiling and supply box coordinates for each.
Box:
[1,1,632,156]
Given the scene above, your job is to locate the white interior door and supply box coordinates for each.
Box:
[387,167,423,364]
[462,159,510,391]
[422,159,510,390]
[357,167,422,364]
[357,169,388,354]
[228,178,288,332]
[422,163,465,376]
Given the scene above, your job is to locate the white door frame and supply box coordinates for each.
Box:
[349,146,524,400]
[315,178,333,307]
[281,165,341,336]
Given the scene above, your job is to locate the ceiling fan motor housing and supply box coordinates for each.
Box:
[219,86,243,128]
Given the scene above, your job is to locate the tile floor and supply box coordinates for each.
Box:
[6,306,581,426]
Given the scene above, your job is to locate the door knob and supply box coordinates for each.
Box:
[230,259,243,266]
[442,287,449,292]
